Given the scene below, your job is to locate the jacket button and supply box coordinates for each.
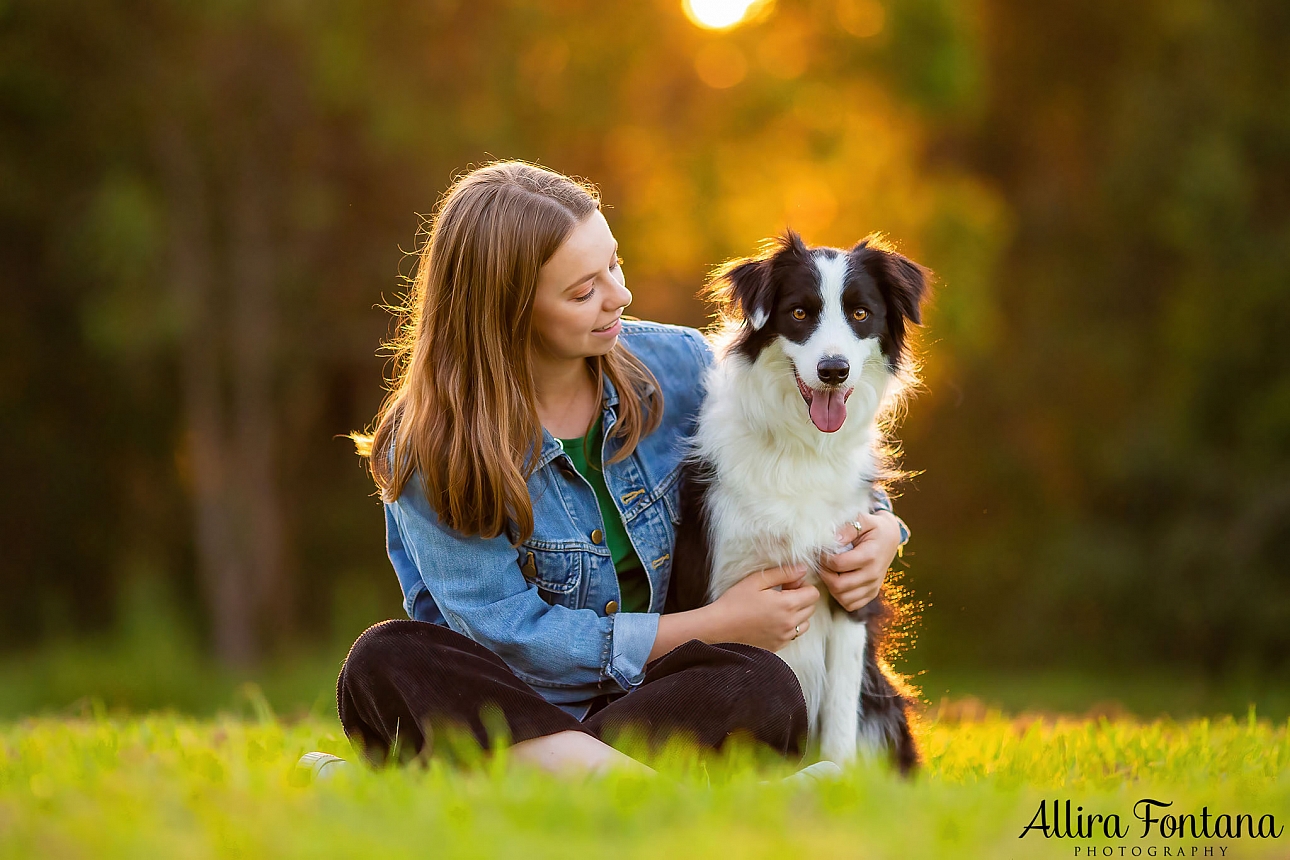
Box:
[590,528,604,544]
[604,600,619,615]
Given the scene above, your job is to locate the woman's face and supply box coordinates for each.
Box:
[531,209,632,364]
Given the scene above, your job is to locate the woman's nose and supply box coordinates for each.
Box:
[608,275,631,310]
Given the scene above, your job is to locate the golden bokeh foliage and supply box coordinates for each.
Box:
[1,0,1286,685]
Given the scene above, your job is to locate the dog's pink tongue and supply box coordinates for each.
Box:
[808,388,847,433]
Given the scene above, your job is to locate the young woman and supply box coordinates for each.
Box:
[330,160,909,776]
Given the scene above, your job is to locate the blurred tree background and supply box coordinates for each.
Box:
[1,0,1286,713]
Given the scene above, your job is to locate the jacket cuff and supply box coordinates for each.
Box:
[605,611,660,691]
[869,486,911,548]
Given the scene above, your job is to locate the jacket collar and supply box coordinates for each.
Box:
[601,368,620,408]
[601,363,659,405]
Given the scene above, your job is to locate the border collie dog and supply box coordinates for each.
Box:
[666,230,929,773]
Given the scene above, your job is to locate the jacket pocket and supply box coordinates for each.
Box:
[519,546,584,606]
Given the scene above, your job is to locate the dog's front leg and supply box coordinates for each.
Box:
[818,611,868,764]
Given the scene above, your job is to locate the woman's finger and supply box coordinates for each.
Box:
[790,616,811,640]
[793,601,816,624]
[787,583,821,612]
[817,567,844,593]
[826,567,882,597]
[833,510,878,548]
[823,542,884,575]
[833,520,861,549]
[783,591,819,621]
[852,567,885,591]
[758,562,809,589]
[819,546,853,573]
[840,584,881,611]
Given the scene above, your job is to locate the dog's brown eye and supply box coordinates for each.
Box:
[792,308,806,321]
[852,307,869,321]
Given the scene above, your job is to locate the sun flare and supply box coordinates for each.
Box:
[682,0,766,30]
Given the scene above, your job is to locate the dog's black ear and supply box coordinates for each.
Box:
[862,245,929,324]
[710,229,810,331]
[722,257,775,330]
[855,239,932,367]
[780,227,810,260]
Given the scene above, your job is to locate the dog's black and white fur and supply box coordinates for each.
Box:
[666,229,929,773]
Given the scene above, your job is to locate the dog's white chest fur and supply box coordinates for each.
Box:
[692,335,890,763]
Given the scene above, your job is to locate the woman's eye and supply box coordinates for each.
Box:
[611,255,623,270]
[852,307,869,321]
[574,288,596,303]
[792,308,807,321]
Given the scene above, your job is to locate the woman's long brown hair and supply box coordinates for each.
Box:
[352,161,662,547]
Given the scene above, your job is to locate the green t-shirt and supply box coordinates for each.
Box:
[557,413,652,614]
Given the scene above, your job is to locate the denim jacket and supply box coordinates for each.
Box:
[383,319,910,718]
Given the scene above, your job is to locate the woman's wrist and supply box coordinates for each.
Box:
[649,602,729,661]
[693,601,729,643]
[871,508,900,547]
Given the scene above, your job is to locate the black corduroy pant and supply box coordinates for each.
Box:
[336,619,808,767]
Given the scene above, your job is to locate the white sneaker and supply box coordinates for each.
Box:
[780,760,843,785]
[296,751,351,783]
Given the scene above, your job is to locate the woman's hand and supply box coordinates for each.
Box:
[818,509,901,612]
[702,563,821,651]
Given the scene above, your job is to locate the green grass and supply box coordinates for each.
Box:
[4,595,1288,859]
[3,710,1287,859]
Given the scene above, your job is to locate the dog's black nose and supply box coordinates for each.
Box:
[817,356,850,385]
